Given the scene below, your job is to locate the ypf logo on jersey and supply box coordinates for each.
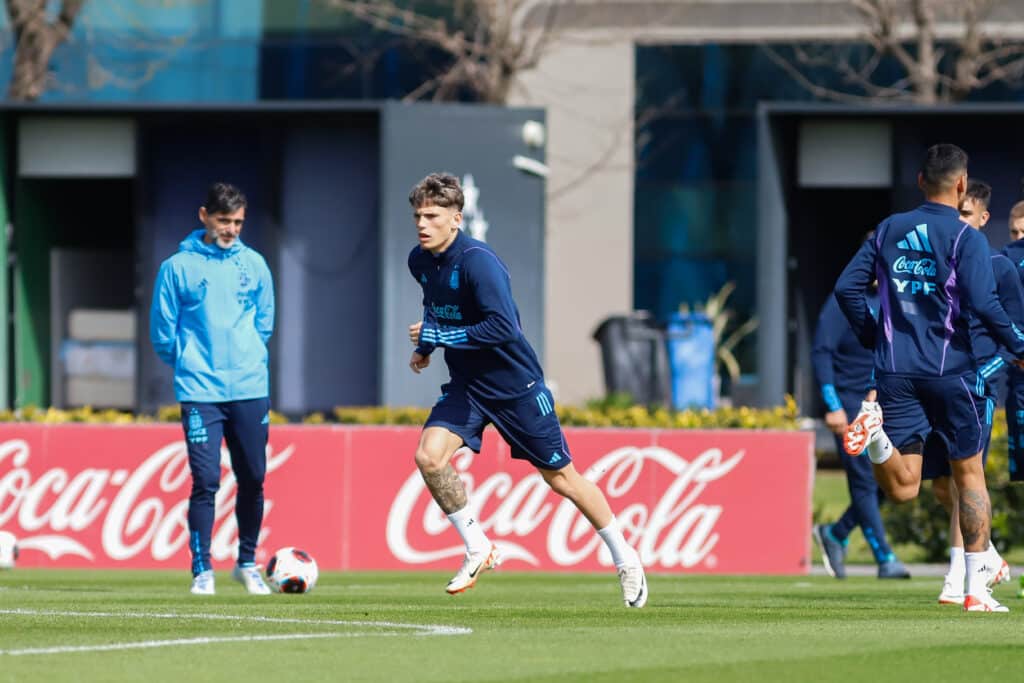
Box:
[462,174,490,242]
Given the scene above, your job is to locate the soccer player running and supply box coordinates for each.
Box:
[406,173,647,607]
[835,144,1024,613]
[811,283,910,580]
[150,182,275,596]
[1000,200,1024,482]
[928,180,1016,605]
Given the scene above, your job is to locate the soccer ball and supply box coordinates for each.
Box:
[0,531,19,569]
[265,547,318,593]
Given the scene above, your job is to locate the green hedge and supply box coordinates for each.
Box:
[0,395,804,430]
[881,409,1024,559]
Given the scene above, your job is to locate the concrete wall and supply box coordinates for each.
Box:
[511,39,635,404]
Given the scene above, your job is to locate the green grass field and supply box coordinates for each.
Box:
[2,569,1021,683]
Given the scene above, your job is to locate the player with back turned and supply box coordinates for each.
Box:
[927,180,1016,605]
[835,144,1024,612]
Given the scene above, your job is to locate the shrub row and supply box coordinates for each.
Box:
[0,395,803,430]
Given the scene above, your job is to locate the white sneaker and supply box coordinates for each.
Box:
[937,576,965,605]
[844,401,883,455]
[446,544,501,594]
[618,564,648,608]
[985,558,1011,588]
[232,564,272,595]
[190,569,215,595]
[963,591,1009,613]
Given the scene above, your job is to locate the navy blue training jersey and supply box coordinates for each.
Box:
[1002,238,1024,275]
[835,202,1024,377]
[970,250,1024,374]
[408,230,544,401]
[811,291,877,411]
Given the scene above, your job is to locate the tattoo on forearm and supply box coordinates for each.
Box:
[421,464,468,514]
[959,487,991,550]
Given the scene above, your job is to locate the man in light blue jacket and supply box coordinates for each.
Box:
[150,182,275,596]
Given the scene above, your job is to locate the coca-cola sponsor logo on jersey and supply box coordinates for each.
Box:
[0,437,294,563]
[386,445,743,569]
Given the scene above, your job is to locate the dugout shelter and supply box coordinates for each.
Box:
[0,101,546,415]
[757,103,1024,412]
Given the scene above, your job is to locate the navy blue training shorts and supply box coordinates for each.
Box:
[424,382,571,470]
[921,371,1001,480]
[877,371,991,465]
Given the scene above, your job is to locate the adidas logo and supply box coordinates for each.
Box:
[896,224,933,253]
[261,413,270,425]
[549,452,561,464]
[420,274,428,284]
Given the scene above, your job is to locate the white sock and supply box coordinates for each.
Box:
[947,546,965,582]
[987,541,1003,565]
[866,429,893,464]
[447,506,490,553]
[597,517,640,569]
[965,551,991,597]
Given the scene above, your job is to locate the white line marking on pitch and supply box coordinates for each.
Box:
[2,633,383,656]
[0,608,472,656]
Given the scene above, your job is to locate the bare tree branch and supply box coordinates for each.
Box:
[7,0,85,101]
[5,1,208,101]
[763,44,917,103]
[769,0,1024,104]
[327,0,563,103]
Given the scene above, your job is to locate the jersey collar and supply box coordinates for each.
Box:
[920,201,960,217]
[431,229,467,264]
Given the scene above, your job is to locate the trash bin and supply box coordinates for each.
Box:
[592,312,671,406]
[666,312,716,410]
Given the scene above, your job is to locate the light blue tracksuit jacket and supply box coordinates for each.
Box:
[150,229,275,402]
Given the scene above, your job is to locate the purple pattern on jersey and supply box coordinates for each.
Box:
[875,229,896,372]
[940,226,969,375]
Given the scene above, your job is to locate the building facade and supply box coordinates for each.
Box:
[5,0,1024,409]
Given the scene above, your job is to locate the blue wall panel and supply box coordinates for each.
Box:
[275,119,380,412]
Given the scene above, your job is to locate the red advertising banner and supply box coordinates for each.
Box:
[0,424,814,574]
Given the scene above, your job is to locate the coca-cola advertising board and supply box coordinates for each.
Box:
[0,424,814,574]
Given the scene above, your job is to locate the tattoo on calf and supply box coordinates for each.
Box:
[959,488,991,550]
[422,464,468,514]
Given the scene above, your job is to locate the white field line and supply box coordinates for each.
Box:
[2,633,380,656]
[0,608,472,656]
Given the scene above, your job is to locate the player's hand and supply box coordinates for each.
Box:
[410,351,430,374]
[409,321,423,345]
[824,409,848,435]
[1014,358,1024,370]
